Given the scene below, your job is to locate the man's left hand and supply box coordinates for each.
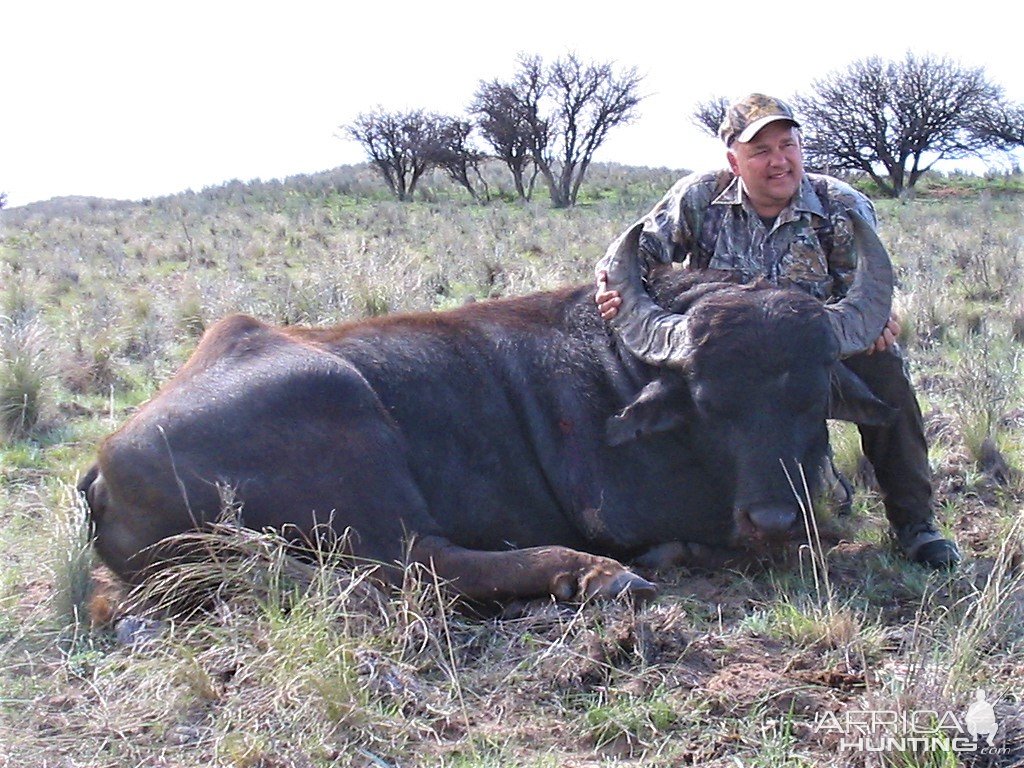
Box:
[868,315,901,354]
[595,270,622,321]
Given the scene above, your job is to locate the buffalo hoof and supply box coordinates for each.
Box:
[609,571,658,602]
[578,566,657,603]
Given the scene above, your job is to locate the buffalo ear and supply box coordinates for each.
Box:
[606,378,689,446]
[828,364,897,426]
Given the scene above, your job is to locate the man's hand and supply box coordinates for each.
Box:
[868,315,901,354]
[595,270,622,321]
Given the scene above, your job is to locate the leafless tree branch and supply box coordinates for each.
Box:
[472,53,643,207]
[795,53,1011,196]
[691,96,729,139]
[344,109,443,201]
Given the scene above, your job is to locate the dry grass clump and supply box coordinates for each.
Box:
[32,524,470,766]
[948,335,1021,480]
[0,313,52,441]
[49,483,96,635]
[64,328,120,396]
[1008,289,1024,347]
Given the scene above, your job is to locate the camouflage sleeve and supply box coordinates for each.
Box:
[636,172,713,271]
[826,183,878,300]
[596,172,717,280]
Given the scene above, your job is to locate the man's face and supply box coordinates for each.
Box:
[727,121,804,217]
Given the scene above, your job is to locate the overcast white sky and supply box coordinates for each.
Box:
[4,0,1023,207]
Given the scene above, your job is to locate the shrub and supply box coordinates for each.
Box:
[0,314,51,441]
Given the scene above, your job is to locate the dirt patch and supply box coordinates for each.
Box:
[704,662,830,719]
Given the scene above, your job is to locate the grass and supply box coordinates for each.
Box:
[1,165,1023,766]
[0,313,51,441]
[949,331,1021,466]
[51,482,95,633]
[574,685,683,756]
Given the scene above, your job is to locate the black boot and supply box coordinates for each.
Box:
[895,520,961,569]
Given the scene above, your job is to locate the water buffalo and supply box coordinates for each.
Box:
[78,213,894,602]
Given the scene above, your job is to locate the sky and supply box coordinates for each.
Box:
[3,0,1023,207]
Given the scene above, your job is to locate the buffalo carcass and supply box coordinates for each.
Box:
[78,213,895,602]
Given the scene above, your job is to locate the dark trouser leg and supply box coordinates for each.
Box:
[841,348,933,529]
[843,348,959,568]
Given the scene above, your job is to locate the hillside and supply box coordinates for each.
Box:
[1,165,1023,767]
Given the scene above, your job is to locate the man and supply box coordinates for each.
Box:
[595,93,960,569]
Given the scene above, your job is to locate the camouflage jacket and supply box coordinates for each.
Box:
[625,171,878,301]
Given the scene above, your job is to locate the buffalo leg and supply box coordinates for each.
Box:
[411,536,657,602]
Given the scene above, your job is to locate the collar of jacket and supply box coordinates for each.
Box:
[710,174,829,223]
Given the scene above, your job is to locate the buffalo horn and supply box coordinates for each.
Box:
[600,221,691,366]
[824,210,894,358]
[602,210,894,365]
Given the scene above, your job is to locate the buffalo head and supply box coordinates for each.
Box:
[601,212,896,547]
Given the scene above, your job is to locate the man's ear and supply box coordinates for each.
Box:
[606,377,690,446]
[727,148,740,176]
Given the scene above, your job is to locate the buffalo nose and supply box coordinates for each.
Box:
[745,504,798,540]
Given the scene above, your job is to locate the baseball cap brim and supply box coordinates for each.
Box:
[735,114,800,144]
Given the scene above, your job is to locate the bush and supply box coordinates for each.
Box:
[0,314,51,441]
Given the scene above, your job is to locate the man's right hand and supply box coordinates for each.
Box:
[867,314,901,355]
[595,270,622,321]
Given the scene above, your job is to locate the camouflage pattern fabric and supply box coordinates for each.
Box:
[718,93,800,146]
[626,171,878,302]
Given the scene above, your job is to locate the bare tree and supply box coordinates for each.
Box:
[0,192,7,210]
[544,54,643,207]
[795,54,1010,196]
[972,102,1024,147]
[691,96,729,139]
[474,53,643,208]
[425,117,490,201]
[472,80,539,200]
[344,109,443,201]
